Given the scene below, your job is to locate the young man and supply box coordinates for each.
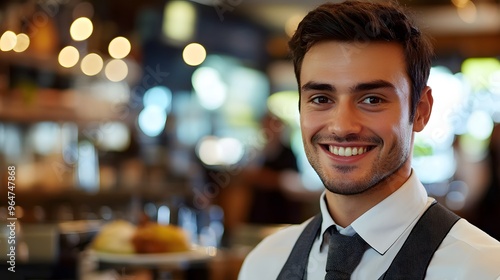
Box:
[238,1,500,279]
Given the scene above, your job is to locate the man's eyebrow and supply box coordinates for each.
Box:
[301,80,395,93]
[350,80,395,92]
[301,82,336,92]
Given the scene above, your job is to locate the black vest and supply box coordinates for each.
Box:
[277,202,460,280]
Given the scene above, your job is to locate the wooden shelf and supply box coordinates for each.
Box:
[0,49,137,125]
[0,88,136,125]
[0,50,79,76]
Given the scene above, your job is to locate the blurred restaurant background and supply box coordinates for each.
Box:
[0,0,499,279]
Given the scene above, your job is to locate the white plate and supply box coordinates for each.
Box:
[88,246,217,265]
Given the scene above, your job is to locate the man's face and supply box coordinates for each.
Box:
[299,41,425,195]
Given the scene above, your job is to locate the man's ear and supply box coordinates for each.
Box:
[413,86,433,132]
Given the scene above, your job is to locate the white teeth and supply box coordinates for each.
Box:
[329,146,367,157]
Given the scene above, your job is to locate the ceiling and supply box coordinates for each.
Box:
[2,0,498,57]
[92,0,500,36]
[233,0,500,57]
[235,0,500,34]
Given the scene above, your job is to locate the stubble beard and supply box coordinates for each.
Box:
[305,136,411,196]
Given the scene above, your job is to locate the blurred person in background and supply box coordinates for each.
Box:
[473,123,500,240]
[217,110,306,235]
[241,111,304,225]
[239,1,500,279]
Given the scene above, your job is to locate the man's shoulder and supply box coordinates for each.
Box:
[430,218,500,277]
[238,219,312,280]
[445,218,500,252]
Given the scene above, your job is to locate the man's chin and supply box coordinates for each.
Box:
[322,175,372,195]
[325,184,372,196]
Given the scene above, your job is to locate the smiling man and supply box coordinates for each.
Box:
[299,41,428,229]
[238,1,500,280]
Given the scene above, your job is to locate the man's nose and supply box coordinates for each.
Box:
[327,103,363,138]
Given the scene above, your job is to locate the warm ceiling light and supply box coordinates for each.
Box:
[70,17,93,41]
[457,1,477,23]
[58,46,80,68]
[13,33,30,52]
[108,36,131,59]
[81,53,103,76]
[451,0,470,8]
[0,31,17,51]
[162,1,196,42]
[105,59,128,82]
[182,43,206,66]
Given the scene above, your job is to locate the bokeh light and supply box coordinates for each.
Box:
[70,17,93,41]
[456,1,477,23]
[267,91,300,126]
[162,1,196,42]
[183,43,206,66]
[97,122,130,151]
[13,33,29,52]
[29,122,60,155]
[143,86,172,111]
[0,31,17,51]
[196,136,244,166]
[466,110,493,140]
[105,59,128,82]
[192,67,227,110]
[81,53,103,76]
[138,105,167,137]
[108,36,131,59]
[58,46,80,68]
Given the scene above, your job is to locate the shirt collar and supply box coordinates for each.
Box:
[318,170,428,254]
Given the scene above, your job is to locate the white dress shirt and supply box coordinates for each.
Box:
[238,171,500,279]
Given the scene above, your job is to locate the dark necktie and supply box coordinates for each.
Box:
[325,227,369,280]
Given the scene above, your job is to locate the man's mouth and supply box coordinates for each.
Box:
[328,145,375,157]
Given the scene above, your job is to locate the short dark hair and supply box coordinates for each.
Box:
[288,0,433,121]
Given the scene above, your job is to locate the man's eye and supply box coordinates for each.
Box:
[312,96,330,104]
[361,96,383,104]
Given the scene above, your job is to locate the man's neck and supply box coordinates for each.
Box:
[326,169,412,228]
